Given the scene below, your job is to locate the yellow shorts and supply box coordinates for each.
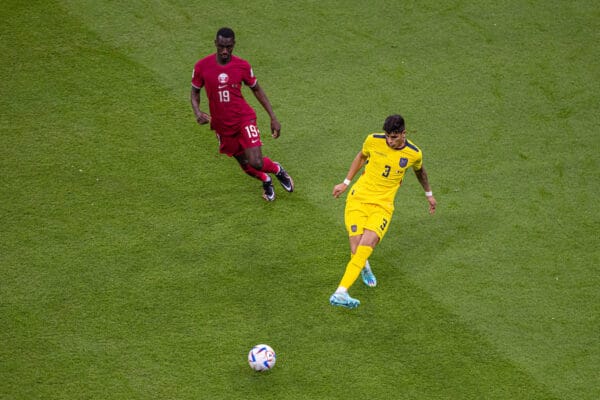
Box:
[344,200,392,240]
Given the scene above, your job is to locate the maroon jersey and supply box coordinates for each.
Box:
[191,54,258,136]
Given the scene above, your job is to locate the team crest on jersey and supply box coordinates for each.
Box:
[218,73,229,84]
[399,158,408,167]
[351,225,357,233]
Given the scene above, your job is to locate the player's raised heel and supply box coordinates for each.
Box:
[275,163,294,192]
[262,180,275,201]
[361,268,377,287]
[329,292,360,309]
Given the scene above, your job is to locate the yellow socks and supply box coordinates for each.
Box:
[339,245,373,290]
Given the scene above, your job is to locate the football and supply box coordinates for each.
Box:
[248,344,276,371]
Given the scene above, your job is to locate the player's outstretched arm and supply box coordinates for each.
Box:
[414,166,436,214]
[333,151,367,198]
[250,83,280,138]
[190,86,210,124]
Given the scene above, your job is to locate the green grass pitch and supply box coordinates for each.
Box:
[1,1,598,399]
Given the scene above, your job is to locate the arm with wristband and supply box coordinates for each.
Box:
[414,166,436,214]
[332,151,367,198]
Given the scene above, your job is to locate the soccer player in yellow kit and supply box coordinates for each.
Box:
[330,114,437,309]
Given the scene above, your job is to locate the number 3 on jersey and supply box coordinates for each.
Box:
[218,90,230,102]
[382,165,391,177]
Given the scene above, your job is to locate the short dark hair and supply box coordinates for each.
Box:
[383,114,405,134]
[216,27,235,40]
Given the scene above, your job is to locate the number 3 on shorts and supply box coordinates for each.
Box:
[380,218,388,231]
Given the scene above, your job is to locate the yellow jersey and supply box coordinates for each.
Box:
[348,134,423,213]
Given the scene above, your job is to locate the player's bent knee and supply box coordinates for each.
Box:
[250,159,264,170]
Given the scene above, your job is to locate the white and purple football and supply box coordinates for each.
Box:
[248,344,276,371]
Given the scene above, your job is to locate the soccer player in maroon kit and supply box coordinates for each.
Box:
[190,27,294,201]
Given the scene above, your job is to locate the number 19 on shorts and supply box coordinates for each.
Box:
[245,125,259,140]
